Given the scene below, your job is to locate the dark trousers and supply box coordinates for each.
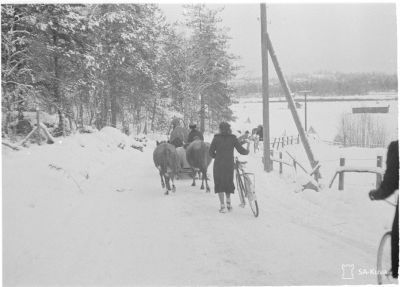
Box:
[392,204,399,278]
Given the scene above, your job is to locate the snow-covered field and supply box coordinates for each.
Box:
[231,98,398,142]
[3,98,399,285]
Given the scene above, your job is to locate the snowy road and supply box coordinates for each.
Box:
[3,131,395,285]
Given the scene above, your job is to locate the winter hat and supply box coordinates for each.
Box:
[219,122,231,135]
[171,118,180,127]
[189,123,197,129]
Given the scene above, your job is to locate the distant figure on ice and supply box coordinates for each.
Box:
[369,140,399,279]
[169,118,189,148]
[256,125,263,141]
[187,123,204,145]
[251,125,263,153]
[209,122,249,213]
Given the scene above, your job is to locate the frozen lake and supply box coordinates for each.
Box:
[231,98,398,143]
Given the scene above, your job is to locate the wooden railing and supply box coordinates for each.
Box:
[328,156,384,190]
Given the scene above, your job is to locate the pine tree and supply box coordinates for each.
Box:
[183,4,238,132]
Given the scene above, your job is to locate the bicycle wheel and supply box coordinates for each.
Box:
[243,175,259,217]
[377,231,393,285]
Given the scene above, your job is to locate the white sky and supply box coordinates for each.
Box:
[159,3,397,78]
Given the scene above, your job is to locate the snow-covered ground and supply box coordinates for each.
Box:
[3,99,398,285]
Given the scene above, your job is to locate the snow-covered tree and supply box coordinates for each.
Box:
[1,5,35,133]
[183,4,238,132]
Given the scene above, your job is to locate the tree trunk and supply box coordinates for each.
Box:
[110,82,117,128]
[57,109,65,136]
[102,88,108,128]
[79,94,84,128]
[136,107,141,134]
[200,93,205,133]
[150,99,157,132]
[52,29,64,135]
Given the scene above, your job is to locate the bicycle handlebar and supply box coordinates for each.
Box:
[383,199,397,207]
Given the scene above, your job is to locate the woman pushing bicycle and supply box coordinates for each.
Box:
[369,140,399,279]
[209,122,249,213]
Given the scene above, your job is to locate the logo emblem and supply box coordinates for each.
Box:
[342,264,354,279]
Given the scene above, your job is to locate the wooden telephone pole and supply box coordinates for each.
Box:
[260,3,272,172]
[266,34,321,179]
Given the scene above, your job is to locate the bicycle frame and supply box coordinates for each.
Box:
[235,159,246,205]
[235,158,256,200]
[234,157,259,217]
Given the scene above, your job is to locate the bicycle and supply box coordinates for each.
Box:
[234,157,259,217]
[376,199,397,285]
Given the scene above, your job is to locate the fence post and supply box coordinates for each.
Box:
[376,155,383,188]
[290,136,293,145]
[297,134,300,144]
[270,150,274,170]
[272,137,277,149]
[281,137,285,148]
[279,152,283,174]
[339,157,345,190]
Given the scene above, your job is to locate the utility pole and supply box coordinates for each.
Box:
[304,92,307,132]
[299,90,311,132]
[267,34,321,179]
[260,3,272,172]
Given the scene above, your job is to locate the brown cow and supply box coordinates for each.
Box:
[153,141,179,195]
[186,140,213,192]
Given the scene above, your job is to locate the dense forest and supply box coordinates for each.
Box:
[234,72,398,98]
[1,4,237,138]
[2,4,398,140]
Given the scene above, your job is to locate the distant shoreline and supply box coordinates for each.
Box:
[237,95,398,104]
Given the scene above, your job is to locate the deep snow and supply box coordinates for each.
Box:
[2,101,398,285]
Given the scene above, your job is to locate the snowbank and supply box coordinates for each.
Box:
[95,127,144,151]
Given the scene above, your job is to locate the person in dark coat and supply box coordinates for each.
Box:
[187,123,204,144]
[256,125,263,141]
[369,140,399,279]
[169,119,189,148]
[209,122,249,213]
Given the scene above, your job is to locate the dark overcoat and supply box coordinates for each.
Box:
[209,134,249,194]
[371,140,399,278]
[187,129,204,143]
[374,140,399,198]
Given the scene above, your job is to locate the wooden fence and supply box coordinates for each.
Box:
[328,156,384,190]
[264,150,321,191]
[270,134,300,150]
